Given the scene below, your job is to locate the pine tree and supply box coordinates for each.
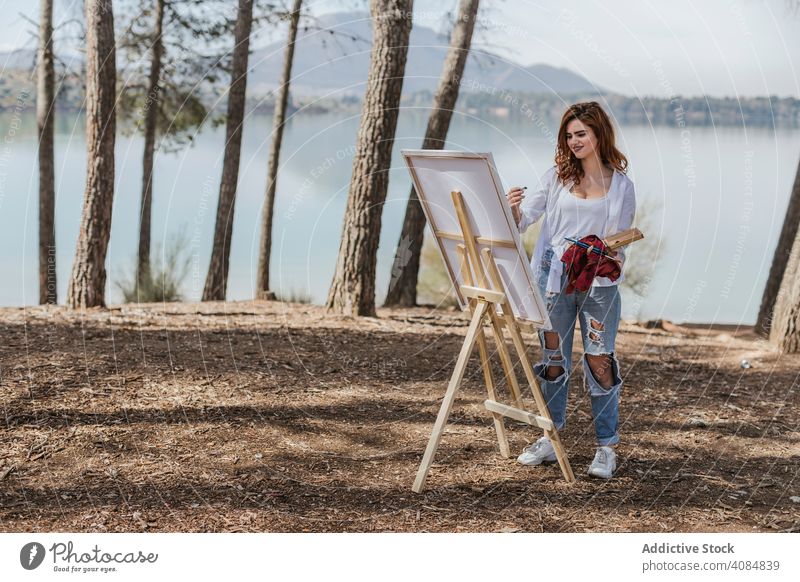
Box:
[67,0,117,308]
[326,0,413,316]
[202,0,255,301]
[384,0,479,307]
[255,0,303,300]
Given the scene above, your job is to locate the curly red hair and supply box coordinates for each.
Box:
[555,101,627,186]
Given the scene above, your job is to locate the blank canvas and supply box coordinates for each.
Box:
[402,150,550,327]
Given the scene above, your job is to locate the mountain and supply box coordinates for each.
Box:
[0,48,37,70]
[0,12,602,99]
[248,11,603,96]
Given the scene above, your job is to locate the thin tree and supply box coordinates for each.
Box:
[202,0,255,300]
[136,0,165,289]
[255,0,303,300]
[384,0,479,307]
[116,0,232,295]
[67,0,117,308]
[756,158,800,336]
[326,0,413,316]
[37,0,57,304]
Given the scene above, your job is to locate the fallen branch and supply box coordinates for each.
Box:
[29,446,65,462]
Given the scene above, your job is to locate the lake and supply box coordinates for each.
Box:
[1,106,798,324]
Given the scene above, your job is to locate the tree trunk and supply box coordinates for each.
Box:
[67,0,116,309]
[255,0,302,300]
[769,159,800,352]
[756,157,800,336]
[770,217,800,353]
[202,0,254,301]
[325,0,413,317]
[37,0,57,305]
[137,0,165,288]
[383,0,479,307]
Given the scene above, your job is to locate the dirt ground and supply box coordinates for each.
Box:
[0,300,797,533]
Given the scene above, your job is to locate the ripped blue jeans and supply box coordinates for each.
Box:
[535,247,622,446]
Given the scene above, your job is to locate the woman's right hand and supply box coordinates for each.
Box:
[506,186,525,226]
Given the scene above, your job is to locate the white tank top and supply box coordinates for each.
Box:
[550,191,610,244]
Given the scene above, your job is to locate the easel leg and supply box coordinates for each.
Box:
[485,310,524,409]
[476,328,510,458]
[456,243,510,459]
[506,322,575,483]
[479,246,575,484]
[413,301,489,493]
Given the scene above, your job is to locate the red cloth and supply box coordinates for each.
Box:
[559,235,621,294]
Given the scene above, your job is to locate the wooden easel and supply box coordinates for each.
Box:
[412,191,575,493]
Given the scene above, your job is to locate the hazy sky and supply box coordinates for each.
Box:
[0,0,797,98]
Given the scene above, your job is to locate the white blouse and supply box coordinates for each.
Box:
[518,165,637,294]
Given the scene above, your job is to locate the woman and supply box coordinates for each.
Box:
[506,101,636,479]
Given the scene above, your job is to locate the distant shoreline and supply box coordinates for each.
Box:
[1,67,797,127]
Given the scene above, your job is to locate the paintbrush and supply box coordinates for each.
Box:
[564,236,617,260]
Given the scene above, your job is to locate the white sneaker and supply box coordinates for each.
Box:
[588,446,617,479]
[517,436,557,466]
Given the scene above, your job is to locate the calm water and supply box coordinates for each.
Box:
[1,107,798,324]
